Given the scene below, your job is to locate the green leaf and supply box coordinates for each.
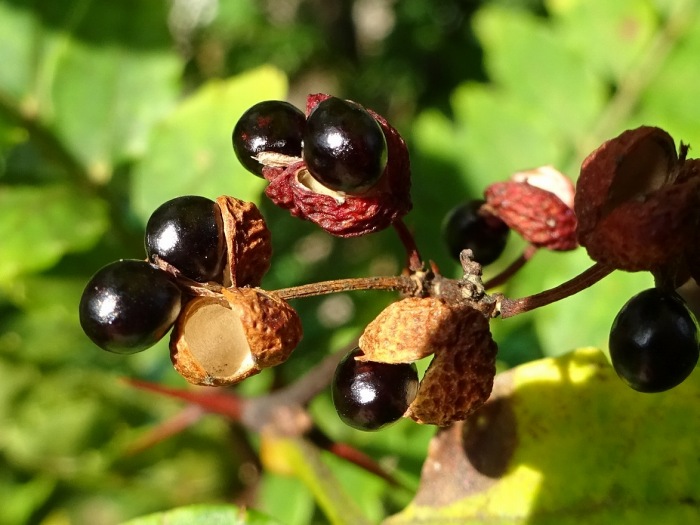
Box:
[0,472,55,525]
[386,348,700,524]
[547,0,657,82]
[256,472,315,525]
[131,66,288,223]
[0,185,108,284]
[634,3,700,147]
[473,5,607,142]
[0,0,181,177]
[493,249,653,359]
[260,435,372,525]
[121,504,284,525]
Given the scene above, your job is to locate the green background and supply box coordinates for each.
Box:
[0,0,698,523]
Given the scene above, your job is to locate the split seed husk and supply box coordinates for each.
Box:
[170,288,302,386]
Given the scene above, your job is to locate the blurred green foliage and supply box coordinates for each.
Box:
[0,0,699,523]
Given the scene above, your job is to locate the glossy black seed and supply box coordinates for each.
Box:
[442,199,510,265]
[609,288,700,393]
[303,97,387,193]
[79,259,182,354]
[332,347,419,431]
[145,195,225,282]
[232,100,305,176]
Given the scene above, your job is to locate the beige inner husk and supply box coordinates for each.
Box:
[296,168,347,202]
[182,303,253,378]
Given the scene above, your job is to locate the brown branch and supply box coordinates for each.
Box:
[272,275,418,301]
[499,261,614,318]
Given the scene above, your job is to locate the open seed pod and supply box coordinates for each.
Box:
[511,165,575,208]
[575,126,700,272]
[485,179,577,251]
[170,288,302,386]
[260,93,412,237]
[216,196,272,287]
[406,305,497,427]
[358,297,458,364]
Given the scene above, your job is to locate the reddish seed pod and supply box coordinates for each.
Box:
[485,178,577,251]
[575,126,700,272]
[261,93,412,237]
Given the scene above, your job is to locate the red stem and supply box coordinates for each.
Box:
[499,262,614,318]
[393,219,423,271]
[124,378,244,420]
[125,405,204,455]
[484,245,538,290]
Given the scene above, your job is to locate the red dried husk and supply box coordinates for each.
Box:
[262,93,412,237]
[484,180,577,250]
[574,126,700,272]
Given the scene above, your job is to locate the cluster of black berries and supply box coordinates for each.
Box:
[232,98,417,431]
[80,96,700,434]
[441,129,700,396]
[79,96,414,432]
[232,97,387,193]
[79,196,225,354]
[441,196,700,395]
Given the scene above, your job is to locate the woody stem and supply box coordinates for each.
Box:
[272,275,418,301]
[498,261,614,318]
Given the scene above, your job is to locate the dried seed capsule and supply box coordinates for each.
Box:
[485,168,577,251]
[358,297,457,364]
[261,93,412,237]
[574,126,700,272]
[170,288,302,386]
[216,196,272,287]
[360,296,497,427]
[406,306,497,427]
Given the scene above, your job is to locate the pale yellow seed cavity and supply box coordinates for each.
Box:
[182,303,253,378]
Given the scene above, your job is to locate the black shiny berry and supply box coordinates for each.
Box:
[332,347,419,431]
[442,199,510,265]
[303,97,387,193]
[609,288,700,393]
[232,100,305,176]
[79,259,182,354]
[145,195,225,283]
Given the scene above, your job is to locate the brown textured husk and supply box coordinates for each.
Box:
[216,196,272,287]
[262,93,411,237]
[358,297,457,364]
[485,180,577,250]
[222,288,302,368]
[406,306,497,427]
[573,126,699,271]
[575,126,678,237]
[580,178,700,271]
[170,288,302,386]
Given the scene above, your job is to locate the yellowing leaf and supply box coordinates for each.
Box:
[387,348,700,524]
